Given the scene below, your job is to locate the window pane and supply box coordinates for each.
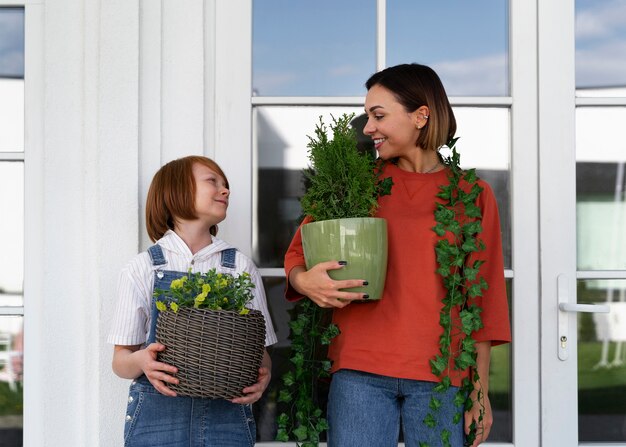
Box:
[489,278,513,442]
[577,279,626,442]
[254,106,364,268]
[576,108,626,270]
[255,107,511,269]
[0,316,23,447]
[576,0,626,97]
[387,0,509,96]
[0,162,24,306]
[0,8,24,152]
[252,0,376,96]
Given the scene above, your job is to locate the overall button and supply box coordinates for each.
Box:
[128,396,134,403]
[157,271,164,279]
[126,415,132,421]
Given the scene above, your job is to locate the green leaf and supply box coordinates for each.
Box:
[429,396,442,411]
[293,425,308,441]
[453,412,462,424]
[455,350,476,370]
[282,370,295,387]
[275,428,289,442]
[423,413,437,428]
[430,355,448,376]
[277,413,289,426]
[278,389,292,403]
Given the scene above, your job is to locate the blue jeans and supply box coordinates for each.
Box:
[328,369,464,447]
[124,377,256,446]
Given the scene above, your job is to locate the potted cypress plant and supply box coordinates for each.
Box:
[299,113,392,300]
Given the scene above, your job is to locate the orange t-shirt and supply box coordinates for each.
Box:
[284,163,512,386]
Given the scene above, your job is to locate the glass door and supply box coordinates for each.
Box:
[540,0,626,445]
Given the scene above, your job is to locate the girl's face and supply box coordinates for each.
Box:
[363,84,424,160]
[192,163,229,226]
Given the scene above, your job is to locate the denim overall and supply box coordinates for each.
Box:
[123,245,256,447]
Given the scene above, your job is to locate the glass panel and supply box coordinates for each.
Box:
[0,316,23,447]
[254,277,301,442]
[255,106,511,269]
[255,278,513,442]
[254,106,364,268]
[0,162,24,306]
[0,8,24,152]
[576,108,626,270]
[252,0,376,96]
[387,0,509,96]
[576,0,626,97]
[577,279,626,442]
[489,279,513,443]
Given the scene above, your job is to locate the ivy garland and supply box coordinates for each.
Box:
[277,137,488,447]
[276,300,339,446]
[425,137,488,447]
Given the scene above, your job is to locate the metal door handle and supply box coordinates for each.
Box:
[558,303,610,313]
[556,274,612,361]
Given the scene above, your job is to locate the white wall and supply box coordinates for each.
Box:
[23,1,254,445]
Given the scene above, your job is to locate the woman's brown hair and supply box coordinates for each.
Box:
[365,63,456,152]
[145,156,229,242]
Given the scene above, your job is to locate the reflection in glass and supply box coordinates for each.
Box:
[252,0,376,96]
[254,106,363,268]
[0,8,24,153]
[387,0,509,96]
[576,108,626,270]
[577,280,626,441]
[254,106,511,269]
[576,0,626,96]
[0,162,24,306]
[0,316,23,447]
[0,8,24,78]
[254,278,513,442]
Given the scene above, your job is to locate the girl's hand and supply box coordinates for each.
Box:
[138,343,180,397]
[231,349,272,405]
[230,366,271,405]
[464,391,493,446]
[290,262,368,308]
[112,343,179,397]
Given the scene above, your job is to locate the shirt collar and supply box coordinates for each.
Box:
[159,230,233,259]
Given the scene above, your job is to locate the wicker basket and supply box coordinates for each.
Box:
[155,307,266,399]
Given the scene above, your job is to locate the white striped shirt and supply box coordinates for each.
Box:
[107,230,277,347]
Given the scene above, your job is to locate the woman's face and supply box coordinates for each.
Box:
[192,163,229,226]
[363,84,424,160]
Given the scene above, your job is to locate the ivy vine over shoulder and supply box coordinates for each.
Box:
[425,137,488,447]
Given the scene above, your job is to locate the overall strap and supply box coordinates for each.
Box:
[147,244,167,267]
[220,248,237,269]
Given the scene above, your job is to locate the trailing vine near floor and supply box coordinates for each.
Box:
[275,300,339,446]
[424,137,488,447]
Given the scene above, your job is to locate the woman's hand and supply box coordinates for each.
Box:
[113,343,179,397]
[464,341,493,446]
[464,391,493,446]
[289,262,368,308]
[231,350,272,405]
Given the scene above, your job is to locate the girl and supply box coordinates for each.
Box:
[108,155,277,446]
[284,64,511,447]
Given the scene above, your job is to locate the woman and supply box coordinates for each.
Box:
[284,64,511,447]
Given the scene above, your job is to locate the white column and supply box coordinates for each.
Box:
[213,0,253,256]
[97,1,140,446]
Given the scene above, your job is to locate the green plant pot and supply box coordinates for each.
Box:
[301,217,388,300]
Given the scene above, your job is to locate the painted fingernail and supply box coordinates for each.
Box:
[363,294,369,300]
[362,281,369,286]
[338,261,348,265]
